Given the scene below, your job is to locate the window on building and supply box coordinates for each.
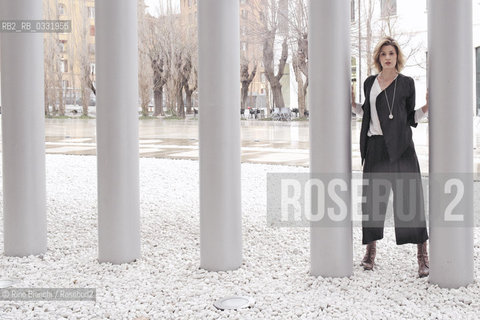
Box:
[62,80,69,88]
[241,41,247,52]
[240,0,247,4]
[241,9,248,19]
[90,25,95,36]
[58,3,65,15]
[88,7,95,19]
[90,63,96,75]
[351,57,357,84]
[241,26,247,36]
[89,43,95,54]
[60,60,68,73]
[381,0,397,17]
[59,40,67,52]
[350,0,356,22]
[476,47,480,115]
[188,0,192,7]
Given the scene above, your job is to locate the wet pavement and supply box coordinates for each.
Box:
[2,117,480,174]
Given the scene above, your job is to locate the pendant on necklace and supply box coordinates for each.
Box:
[389,114,394,119]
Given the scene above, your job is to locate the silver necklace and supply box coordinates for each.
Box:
[381,74,398,120]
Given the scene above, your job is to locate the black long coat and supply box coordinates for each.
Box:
[360,73,418,164]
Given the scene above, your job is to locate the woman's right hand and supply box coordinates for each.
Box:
[351,84,356,109]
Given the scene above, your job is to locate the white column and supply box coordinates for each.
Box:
[308,0,352,277]
[198,0,242,271]
[96,0,140,263]
[0,35,2,108]
[0,1,47,256]
[428,0,474,288]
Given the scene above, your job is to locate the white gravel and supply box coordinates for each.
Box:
[0,154,479,319]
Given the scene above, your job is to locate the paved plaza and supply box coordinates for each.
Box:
[23,117,480,175]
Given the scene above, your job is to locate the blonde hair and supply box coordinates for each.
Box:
[372,37,405,72]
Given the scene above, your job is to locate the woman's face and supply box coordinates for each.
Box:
[379,45,397,72]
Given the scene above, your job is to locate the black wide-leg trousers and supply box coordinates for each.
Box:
[362,135,429,245]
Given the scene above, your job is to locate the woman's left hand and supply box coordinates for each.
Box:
[422,90,429,113]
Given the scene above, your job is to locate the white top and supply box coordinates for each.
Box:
[367,78,383,136]
[353,77,427,136]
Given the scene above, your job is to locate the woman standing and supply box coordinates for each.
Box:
[351,37,429,278]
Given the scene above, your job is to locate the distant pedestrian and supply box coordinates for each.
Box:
[351,37,430,278]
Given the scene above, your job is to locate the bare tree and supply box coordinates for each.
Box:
[182,53,197,114]
[238,0,263,115]
[289,0,308,117]
[180,14,198,115]
[66,0,77,111]
[151,55,167,116]
[43,0,56,117]
[173,52,186,118]
[250,0,288,111]
[71,0,95,117]
[138,0,154,117]
[152,0,189,118]
[43,0,66,116]
[240,59,257,111]
[144,12,168,116]
[43,39,56,116]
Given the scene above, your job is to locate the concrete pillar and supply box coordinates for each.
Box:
[308,0,352,277]
[96,0,140,263]
[0,1,47,256]
[198,0,242,271]
[428,0,474,288]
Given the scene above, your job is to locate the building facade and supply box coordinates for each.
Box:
[43,0,96,109]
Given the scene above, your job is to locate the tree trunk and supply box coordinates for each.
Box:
[240,63,257,112]
[81,78,89,117]
[82,88,89,117]
[293,53,307,117]
[50,86,58,115]
[152,57,166,116]
[263,35,288,110]
[141,103,149,117]
[241,84,248,110]
[44,85,50,117]
[265,86,271,115]
[153,86,164,116]
[271,84,285,110]
[185,86,193,114]
[166,89,175,116]
[58,88,65,116]
[176,83,185,118]
[297,78,306,117]
[302,80,308,116]
[81,65,90,117]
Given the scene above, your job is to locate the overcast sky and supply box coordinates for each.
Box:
[144,0,180,16]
